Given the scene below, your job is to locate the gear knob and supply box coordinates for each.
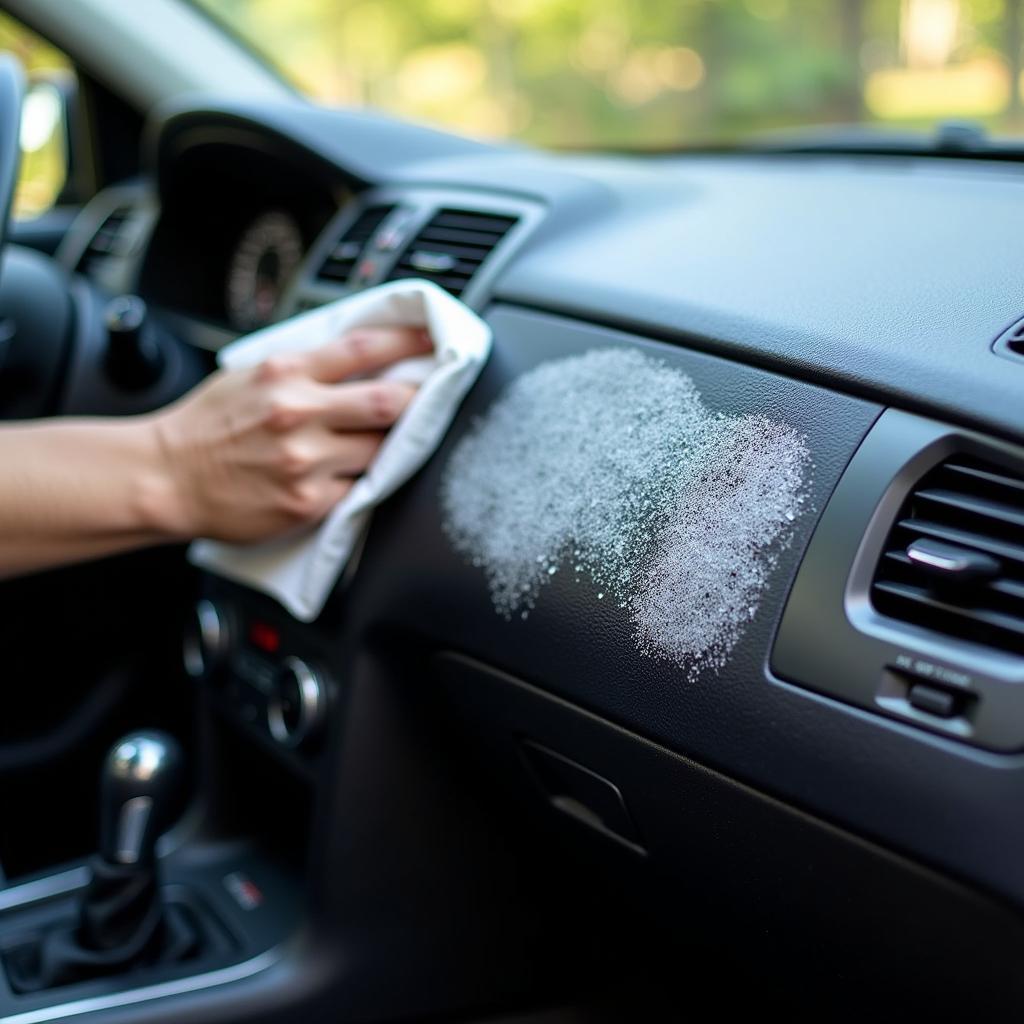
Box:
[99,731,185,866]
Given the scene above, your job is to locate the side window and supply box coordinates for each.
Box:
[0,11,73,219]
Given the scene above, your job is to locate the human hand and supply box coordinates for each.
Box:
[149,325,431,543]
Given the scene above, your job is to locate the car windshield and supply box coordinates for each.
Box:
[192,0,1024,150]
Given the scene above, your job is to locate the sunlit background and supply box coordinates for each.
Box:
[199,0,1024,144]
[6,0,1024,215]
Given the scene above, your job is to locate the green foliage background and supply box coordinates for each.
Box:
[199,0,1024,147]
[5,0,1024,214]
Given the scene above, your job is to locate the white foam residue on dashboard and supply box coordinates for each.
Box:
[440,348,811,679]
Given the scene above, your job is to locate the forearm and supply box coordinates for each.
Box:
[0,326,429,578]
[0,416,181,578]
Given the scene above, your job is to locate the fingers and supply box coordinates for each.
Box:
[269,428,381,530]
[239,325,425,537]
[255,374,416,437]
[317,380,417,431]
[271,427,385,482]
[283,476,355,528]
[303,326,433,383]
[321,431,386,477]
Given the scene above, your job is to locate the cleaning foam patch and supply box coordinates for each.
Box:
[440,348,811,679]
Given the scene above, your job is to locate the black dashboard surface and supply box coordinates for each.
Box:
[341,305,1024,910]
[153,99,1024,445]
[110,100,1024,996]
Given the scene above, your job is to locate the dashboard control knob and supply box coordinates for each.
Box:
[267,656,325,748]
[183,598,231,679]
[104,294,165,390]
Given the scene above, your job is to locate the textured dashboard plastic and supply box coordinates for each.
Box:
[493,155,1024,445]
[338,304,1024,911]
[61,99,1024,1021]
[433,651,1024,1016]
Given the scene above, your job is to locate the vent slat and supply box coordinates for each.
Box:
[882,548,1024,611]
[400,242,488,262]
[993,578,1024,601]
[386,207,518,297]
[914,489,1024,530]
[872,457,1024,655]
[386,269,471,295]
[873,581,1024,642]
[896,519,1024,568]
[397,252,479,275]
[942,462,1024,497]
[430,211,518,233]
[415,227,509,248]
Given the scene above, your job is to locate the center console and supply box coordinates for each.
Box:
[0,578,318,1023]
[183,584,340,774]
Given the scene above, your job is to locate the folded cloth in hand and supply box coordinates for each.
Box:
[188,279,492,621]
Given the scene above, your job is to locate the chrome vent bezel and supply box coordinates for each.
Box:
[772,409,1024,752]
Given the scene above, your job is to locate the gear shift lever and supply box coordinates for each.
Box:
[6,731,197,992]
[99,731,184,868]
[78,731,186,954]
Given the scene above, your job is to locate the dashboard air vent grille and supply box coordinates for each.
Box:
[387,208,518,296]
[994,315,1024,362]
[316,205,395,284]
[871,458,1024,655]
[78,207,133,272]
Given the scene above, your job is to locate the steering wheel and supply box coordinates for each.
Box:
[0,54,83,420]
[0,55,24,266]
[0,55,202,419]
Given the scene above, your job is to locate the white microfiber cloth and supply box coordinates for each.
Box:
[189,279,492,620]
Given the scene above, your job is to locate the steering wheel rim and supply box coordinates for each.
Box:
[0,54,25,265]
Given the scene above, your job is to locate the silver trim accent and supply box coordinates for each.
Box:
[409,250,456,273]
[907,541,967,573]
[267,656,323,748]
[115,796,153,864]
[0,867,90,913]
[0,948,282,1024]
[183,598,227,679]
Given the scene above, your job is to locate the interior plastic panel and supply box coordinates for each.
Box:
[492,157,1024,445]
[773,408,1024,752]
[338,304,1024,912]
[45,99,1024,1020]
[432,651,1024,1016]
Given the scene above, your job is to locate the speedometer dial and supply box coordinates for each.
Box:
[226,211,304,332]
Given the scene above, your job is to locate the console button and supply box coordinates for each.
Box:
[267,657,326,748]
[907,682,961,719]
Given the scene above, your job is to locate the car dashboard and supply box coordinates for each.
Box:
[28,96,1024,1019]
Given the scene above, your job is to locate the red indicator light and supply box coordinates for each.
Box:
[248,621,281,653]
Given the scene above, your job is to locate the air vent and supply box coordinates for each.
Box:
[315,205,395,284]
[995,315,1024,362]
[871,458,1024,655]
[77,206,133,272]
[387,208,518,297]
